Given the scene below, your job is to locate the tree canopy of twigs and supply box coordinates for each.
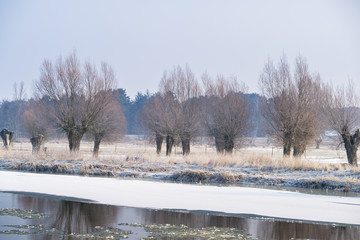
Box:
[22,99,51,138]
[202,74,251,153]
[86,98,126,157]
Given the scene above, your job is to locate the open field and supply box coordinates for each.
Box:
[0,136,359,193]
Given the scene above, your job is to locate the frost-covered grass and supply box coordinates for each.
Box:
[157,152,356,171]
[0,137,359,193]
[0,140,355,173]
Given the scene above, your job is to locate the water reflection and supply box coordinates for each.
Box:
[1,192,358,240]
[15,195,119,240]
[140,210,360,240]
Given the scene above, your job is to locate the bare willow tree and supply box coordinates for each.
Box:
[159,66,202,155]
[259,57,296,156]
[141,94,165,154]
[321,81,360,166]
[203,74,250,153]
[161,92,180,156]
[22,99,52,152]
[34,52,116,151]
[141,92,179,155]
[87,98,126,157]
[259,56,322,157]
[291,59,323,156]
[23,100,49,137]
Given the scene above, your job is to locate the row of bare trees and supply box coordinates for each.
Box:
[141,66,251,155]
[21,52,359,166]
[259,55,359,166]
[141,57,359,166]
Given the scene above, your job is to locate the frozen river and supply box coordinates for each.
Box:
[0,171,359,225]
[0,170,359,239]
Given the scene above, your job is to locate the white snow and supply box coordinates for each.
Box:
[0,171,359,225]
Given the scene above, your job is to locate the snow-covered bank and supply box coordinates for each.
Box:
[1,156,359,193]
[0,171,359,225]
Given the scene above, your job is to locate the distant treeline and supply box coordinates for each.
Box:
[0,89,265,139]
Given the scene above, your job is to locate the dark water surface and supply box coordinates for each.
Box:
[0,191,359,240]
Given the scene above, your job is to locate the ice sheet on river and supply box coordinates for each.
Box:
[0,171,359,225]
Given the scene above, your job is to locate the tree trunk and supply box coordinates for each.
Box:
[224,135,235,153]
[315,138,322,149]
[155,133,163,154]
[342,129,360,166]
[166,135,174,156]
[214,135,225,153]
[283,131,292,156]
[293,144,305,157]
[2,134,10,150]
[283,140,292,156]
[181,138,190,155]
[67,129,83,152]
[30,135,44,153]
[0,129,14,150]
[93,134,103,157]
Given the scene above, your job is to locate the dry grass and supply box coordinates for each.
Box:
[313,175,359,183]
[0,137,359,173]
[140,151,359,172]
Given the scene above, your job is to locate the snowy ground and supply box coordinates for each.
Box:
[0,171,359,226]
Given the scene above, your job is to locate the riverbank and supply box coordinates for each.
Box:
[0,148,359,194]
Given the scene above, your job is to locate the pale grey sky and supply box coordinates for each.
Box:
[0,0,359,100]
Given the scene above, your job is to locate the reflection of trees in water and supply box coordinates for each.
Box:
[247,220,359,240]
[15,194,360,240]
[16,195,118,239]
[140,209,359,240]
[141,209,248,229]
[50,201,118,234]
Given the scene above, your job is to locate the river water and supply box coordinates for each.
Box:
[0,191,359,240]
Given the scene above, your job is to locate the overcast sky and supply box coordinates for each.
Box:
[0,0,359,100]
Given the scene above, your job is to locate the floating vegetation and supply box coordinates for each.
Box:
[125,223,253,240]
[0,224,60,235]
[0,208,45,219]
[0,223,131,239]
[67,226,131,239]
[0,229,29,235]
[4,224,44,230]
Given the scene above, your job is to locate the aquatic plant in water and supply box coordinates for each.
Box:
[0,208,45,219]
[0,224,130,239]
[0,224,60,235]
[125,223,252,239]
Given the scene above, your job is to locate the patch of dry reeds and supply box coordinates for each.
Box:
[0,141,359,173]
